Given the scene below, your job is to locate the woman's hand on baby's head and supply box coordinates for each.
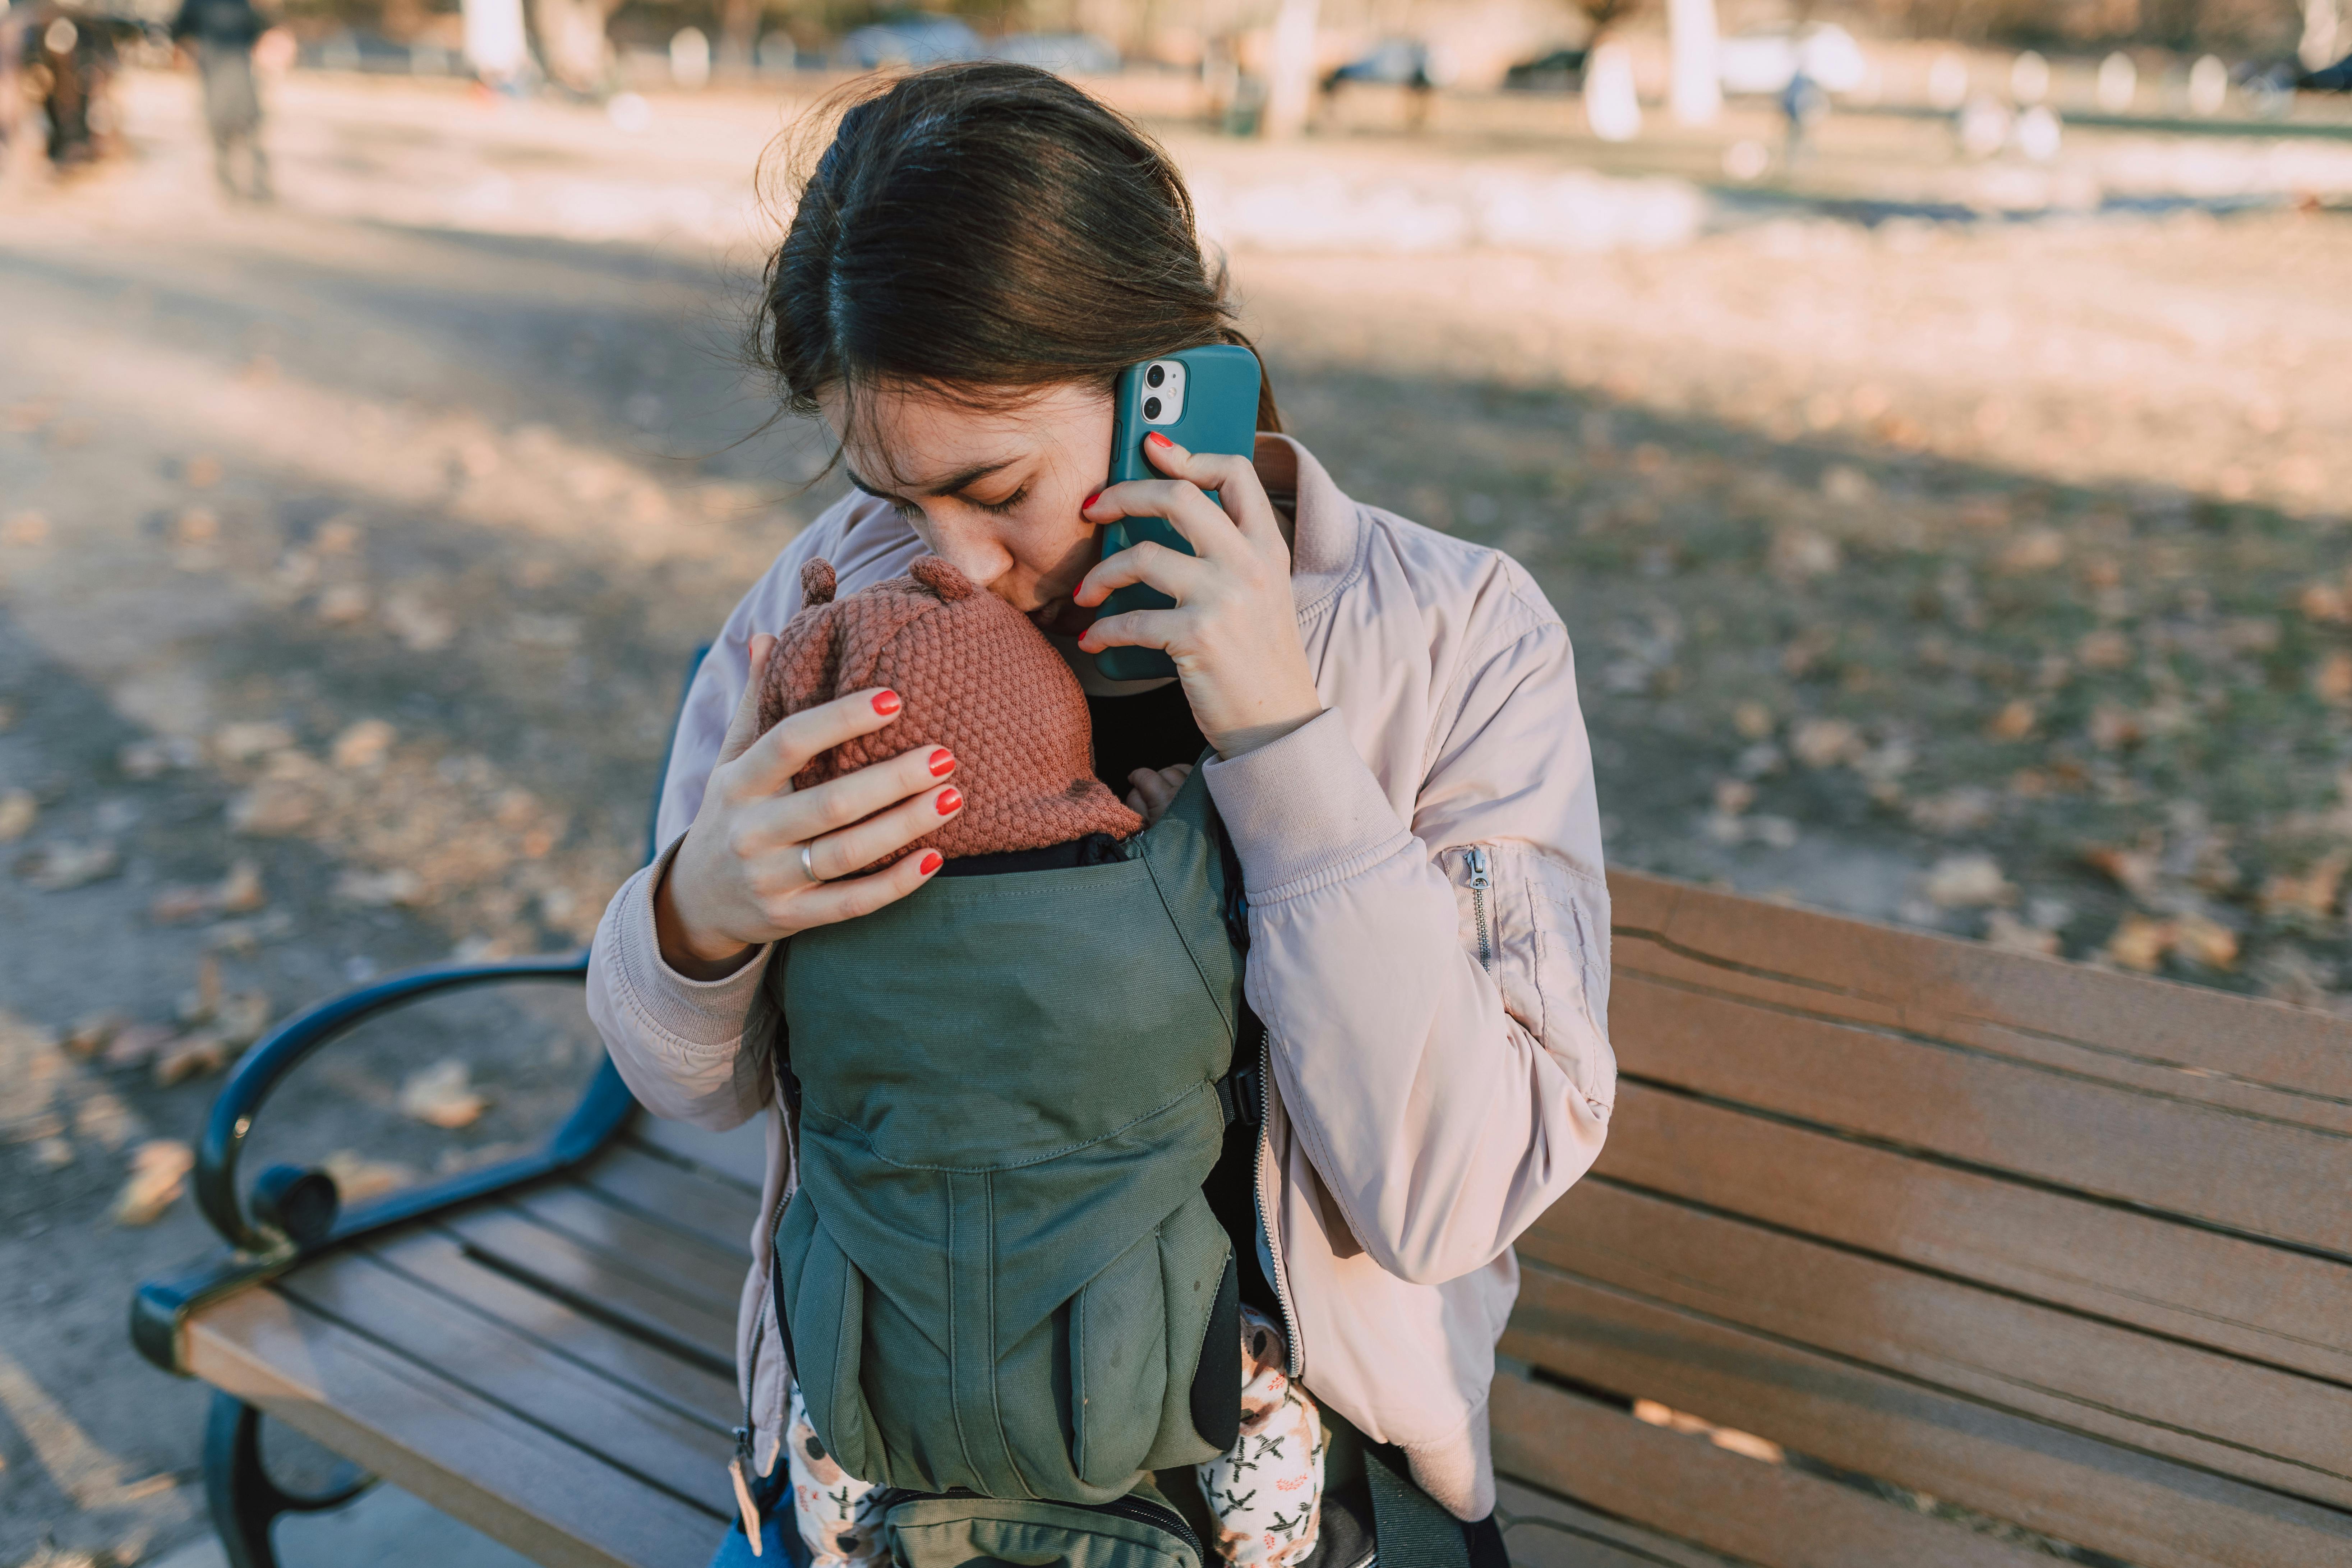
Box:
[654,635,964,979]
[1124,764,1192,828]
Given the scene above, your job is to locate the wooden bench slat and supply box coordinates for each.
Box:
[1486,1370,2053,1568]
[507,1185,751,1305]
[1492,1477,1751,1568]
[1609,870,2352,1105]
[438,1208,737,1374]
[1520,1185,2352,1511]
[1612,972,2352,1255]
[364,1229,741,1430]
[185,1286,725,1568]
[625,1116,768,1193]
[272,1248,736,1515]
[1595,1082,2352,1385]
[575,1143,763,1260]
[1502,1258,2352,1568]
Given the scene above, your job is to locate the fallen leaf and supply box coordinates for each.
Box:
[15,840,120,891]
[2078,629,2132,669]
[315,584,372,625]
[216,859,267,913]
[148,885,213,924]
[2315,652,2352,706]
[315,516,364,554]
[65,1013,123,1056]
[2297,581,2351,623]
[2105,914,2176,972]
[398,1060,488,1129]
[184,454,222,488]
[1769,527,1840,582]
[1713,779,1756,816]
[229,780,320,835]
[1925,854,2012,909]
[114,1139,195,1225]
[1790,717,1863,769]
[1731,700,1775,740]
[153,1031,230,1087]
[333,866,425,907]
[1984,910,2060,956]
[1909,787,1997,835]
[2088,705,2143,750]
[0,511,50,546]
[2262,851,2348,921]
[1986,699,2037,741]
[172,507,219,546]
[214,991,271,1049]
[211,721,295,763]
[322,1148,418,1202]
[1996,529,2065,573]
[2172,913,2239,970]
[383,590,457,653]
[330,719,396,770]
[2081,842,2160,896]
[179,956,222,1025]
[0,790,34,842]
[104,1022,179,1069]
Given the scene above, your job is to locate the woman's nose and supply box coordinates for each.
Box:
[916,517,1015,592]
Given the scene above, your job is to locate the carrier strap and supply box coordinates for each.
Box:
[1364,1447,1472,1568]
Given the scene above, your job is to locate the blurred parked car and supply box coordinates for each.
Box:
[990,31,1116,74]
[1717,22,1866,96]
[1322,37,1433,91]
[836,14,979,69]
[1502,45,1587,92]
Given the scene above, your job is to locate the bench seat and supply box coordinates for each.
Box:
[157,869,2352,1567]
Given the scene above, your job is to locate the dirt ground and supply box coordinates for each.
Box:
[2,65,2348,1566]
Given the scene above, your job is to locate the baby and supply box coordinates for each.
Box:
[756,555,1324,1568]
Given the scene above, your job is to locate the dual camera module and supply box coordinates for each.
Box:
[1139,359,1186,426]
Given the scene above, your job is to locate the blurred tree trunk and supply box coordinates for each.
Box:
[718,0,758,75]
[1667,0,1720,124]
[1260,0,1320,138]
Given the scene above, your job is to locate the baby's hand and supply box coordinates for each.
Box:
[1125,764,1194,827]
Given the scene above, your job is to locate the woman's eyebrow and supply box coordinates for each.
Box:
[846,458,1018,500]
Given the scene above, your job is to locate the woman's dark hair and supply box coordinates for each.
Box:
[755,63,1280,441]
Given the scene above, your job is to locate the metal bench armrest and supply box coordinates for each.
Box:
[133,951,640,1374]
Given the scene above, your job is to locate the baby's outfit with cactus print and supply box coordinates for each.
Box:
[782,1305,1322,1566]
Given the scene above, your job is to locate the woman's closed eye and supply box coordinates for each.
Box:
[963,485,1028,517]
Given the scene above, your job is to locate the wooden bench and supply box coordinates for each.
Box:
[133,871,2352,1568]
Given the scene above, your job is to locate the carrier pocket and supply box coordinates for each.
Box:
[1070,1227,1169,1490]
[773,1191,876,1483]
[880,1482,1204,1568]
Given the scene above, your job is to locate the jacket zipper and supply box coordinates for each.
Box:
[1251,1032,1305,1380]
[1466,847,1494,972]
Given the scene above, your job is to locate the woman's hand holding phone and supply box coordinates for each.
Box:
[654,635,964,979]
[1074,433,1324,760]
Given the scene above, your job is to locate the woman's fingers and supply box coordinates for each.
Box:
[1082,477,1242,562]
[799,781,964,884]
[788,845,946,925]
[730,685,905,799]
[1078,607,1182,655]
[1140,432,1283,548]
[746,741,957,854]
[1074,535,1211,609]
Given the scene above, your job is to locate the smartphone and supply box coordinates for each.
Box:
[1092,343,1263,682]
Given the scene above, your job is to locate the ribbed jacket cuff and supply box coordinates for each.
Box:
[607,837,773,1052]
[1201,709,1412,898]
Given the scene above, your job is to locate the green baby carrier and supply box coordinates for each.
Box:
[772,766,1253,1567]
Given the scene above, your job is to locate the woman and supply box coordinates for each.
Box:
[587,63,1615,1567]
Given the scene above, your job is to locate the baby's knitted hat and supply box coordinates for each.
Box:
[756,556,1143,864]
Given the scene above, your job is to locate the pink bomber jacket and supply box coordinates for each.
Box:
[586,434,1615,1521]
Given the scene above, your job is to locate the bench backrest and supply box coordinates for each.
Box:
[1500,870,2352,1568]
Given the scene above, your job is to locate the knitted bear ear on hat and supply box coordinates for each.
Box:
[800,558,838,607]
[908,555,976,602]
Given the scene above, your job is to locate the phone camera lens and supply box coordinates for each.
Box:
[1143,397,1162,420]
[1145,364,1166,388]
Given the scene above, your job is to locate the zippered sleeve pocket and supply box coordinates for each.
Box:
[1445,842,1615,1112]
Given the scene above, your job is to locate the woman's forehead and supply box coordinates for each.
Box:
[826,381,1101,491]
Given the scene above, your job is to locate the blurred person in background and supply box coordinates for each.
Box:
[16,1,121,170]
[171,0,267,199]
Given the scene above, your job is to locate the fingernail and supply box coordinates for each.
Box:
[918,850,943,875]
[935,786,962,815]
[1081,488,1103,511]
[1144,432,1173,449]
[928,748,956,776]
[872,690,901,716]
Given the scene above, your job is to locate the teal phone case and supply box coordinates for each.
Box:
[1093,344,1262,682]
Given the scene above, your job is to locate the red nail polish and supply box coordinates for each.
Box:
[919,850,943,875]
[935,786,962,815]
[872,690,901,716]
[1081,489,1103,511]
[928,748,956,776]
[1144,432,1173,449]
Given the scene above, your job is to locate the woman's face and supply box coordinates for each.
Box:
[822,381,1113,637]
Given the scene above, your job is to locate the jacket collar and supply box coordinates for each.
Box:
[1255,433,1362,623]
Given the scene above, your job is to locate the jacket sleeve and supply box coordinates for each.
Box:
[1201,587,1613,1287]
[585,533,817,1131]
